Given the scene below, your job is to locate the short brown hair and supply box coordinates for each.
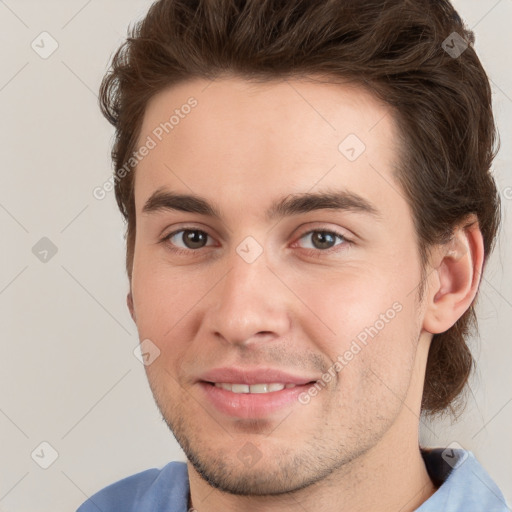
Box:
[99,0,501,416]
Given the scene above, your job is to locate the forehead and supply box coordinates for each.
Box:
[134,76,405,223]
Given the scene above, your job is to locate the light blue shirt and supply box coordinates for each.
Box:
[76,449,510,511]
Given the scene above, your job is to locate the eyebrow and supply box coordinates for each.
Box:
[142,186,382,222]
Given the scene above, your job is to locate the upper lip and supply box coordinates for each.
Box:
[198,367,318,385]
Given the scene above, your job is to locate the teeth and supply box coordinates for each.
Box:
[213,383,295,393]
[232,384,250,393]
[248,384,268,393]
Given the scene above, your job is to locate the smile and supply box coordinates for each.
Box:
[213,382,297,393]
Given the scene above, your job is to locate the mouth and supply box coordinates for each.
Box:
[195,367,320,418]
[198,379,318,418]
[204,381,316,393]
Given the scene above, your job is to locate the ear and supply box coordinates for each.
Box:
[422,215,484,335]
[127,290,136,323]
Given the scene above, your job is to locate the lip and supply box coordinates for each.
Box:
[196,367,319,419]
[197,367,318,386]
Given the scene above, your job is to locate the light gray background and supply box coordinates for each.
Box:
[0,1,510,511]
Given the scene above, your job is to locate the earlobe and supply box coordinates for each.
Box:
[127,291,136,322]
[422,217,484,335]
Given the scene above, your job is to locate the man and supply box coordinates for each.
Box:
[79,0,508,510]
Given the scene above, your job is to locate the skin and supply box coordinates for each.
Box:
[127,76,484,512]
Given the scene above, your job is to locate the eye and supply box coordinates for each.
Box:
[294,229,351,254]
[162,228,215,253]
[160,226,352,257]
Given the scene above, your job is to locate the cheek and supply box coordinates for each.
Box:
[334,297,420,409]
[302,266,421,393]
[290,266,408,343]
[131,260,203,337]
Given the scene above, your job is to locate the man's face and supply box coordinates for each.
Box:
[130,77,431,495]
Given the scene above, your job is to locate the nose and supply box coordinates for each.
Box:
[201,244,292,348]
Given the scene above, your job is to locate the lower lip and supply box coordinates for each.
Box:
[198,382,316,418]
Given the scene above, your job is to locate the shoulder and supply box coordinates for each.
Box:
[76,461,189,512]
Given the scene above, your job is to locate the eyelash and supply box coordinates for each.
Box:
[160,226,352,258]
